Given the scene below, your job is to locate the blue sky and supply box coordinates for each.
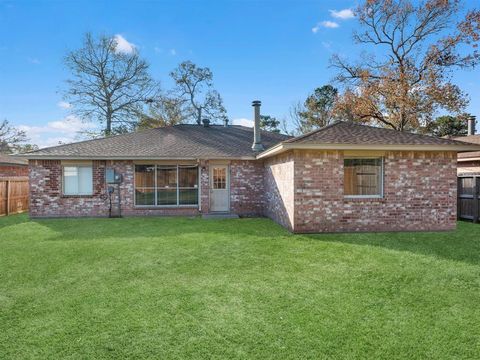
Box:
[1,0,479,147]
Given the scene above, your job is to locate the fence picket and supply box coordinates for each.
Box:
[458,176,480,223]
[0,178,29,216]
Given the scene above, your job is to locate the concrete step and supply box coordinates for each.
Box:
[202,213,239,219]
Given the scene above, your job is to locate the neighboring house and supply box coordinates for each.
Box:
[0,154,28,177]
[23,101,480,233]
[452,117,480,175]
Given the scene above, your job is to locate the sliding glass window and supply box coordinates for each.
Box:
[135,165,198,206]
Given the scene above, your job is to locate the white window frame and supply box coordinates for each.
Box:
[62,165,93,196]
[134,164,199,208]
[343,157,384,199]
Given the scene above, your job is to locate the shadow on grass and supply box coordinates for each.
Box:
[26,215,291,242]
[0,213,30,229]
[302,221,480,265]
[2,214,480,265]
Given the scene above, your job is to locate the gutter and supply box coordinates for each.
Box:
[256,143,480,159]
[21,155,257,161]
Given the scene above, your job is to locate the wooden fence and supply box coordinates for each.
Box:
[0,177,29,216]
[458,176,480,223]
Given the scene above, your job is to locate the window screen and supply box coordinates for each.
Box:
[135,164,198,206]
[63,166,93,195]
[344,158,383,197]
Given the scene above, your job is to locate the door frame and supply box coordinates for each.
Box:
[209,164,230,212]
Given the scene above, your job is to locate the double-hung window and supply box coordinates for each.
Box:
[344,158,383,197]
[63,165,93,196]
[135,164,199,206]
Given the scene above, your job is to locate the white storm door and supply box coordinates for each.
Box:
[210,165,229,212]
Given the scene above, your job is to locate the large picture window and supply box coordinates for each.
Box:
[135,164,198,206]
[344,158,383,197]
[63,165,93,196]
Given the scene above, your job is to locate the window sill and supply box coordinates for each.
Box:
[61,194,94,198]
[344,196,385,202]
[133,205,199,209]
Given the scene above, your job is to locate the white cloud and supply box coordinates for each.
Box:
[154,46,163,53]
[312,21,339,33]
[57,101,72,109]
[114,34,135,54]
[231,118,254,127]
[329,9,354,20]
[169,48,177,56]
[17,115,97,148]
[321,21,340,29]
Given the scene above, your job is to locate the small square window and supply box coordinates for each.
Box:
[344,158,383,197]
[63,166,93,195]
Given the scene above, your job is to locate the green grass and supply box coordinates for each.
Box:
[1,215,480,359]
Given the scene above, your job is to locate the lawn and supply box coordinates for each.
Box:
[1,215,479,359]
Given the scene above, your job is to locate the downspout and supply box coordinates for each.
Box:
[197,159,202,212]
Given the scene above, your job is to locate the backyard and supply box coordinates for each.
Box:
[0,214,479,359]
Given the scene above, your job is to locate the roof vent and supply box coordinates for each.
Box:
[202,118,210,127]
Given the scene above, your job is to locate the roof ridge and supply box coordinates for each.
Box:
[20,127,159,155]
[349,122,475,145]
[283,121,344,143]
[285,121,474,146]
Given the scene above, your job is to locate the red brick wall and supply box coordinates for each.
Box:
[29,160,109,217]
[263,152,295,230]
[288,150,457,233]
[29,159,263,218]
[29,152,458,233]
[0,165,28,177]
[230,160,264,216]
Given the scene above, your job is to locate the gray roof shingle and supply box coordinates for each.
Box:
[285,121,474,146]
[452,135,480,159]
[23,121,479,160]
[24,125,290,159]
[0,154,28,166]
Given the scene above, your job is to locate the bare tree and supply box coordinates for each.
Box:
[0,119,28,154]
[137,95,187,129]
[64,33,158,136]
[332,0,480,131]
[170,61,227,125]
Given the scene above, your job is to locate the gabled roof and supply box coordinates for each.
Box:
[0,153,28,166]
[258,122,480,159]
[22,125,290,160]
[452,135,480,160]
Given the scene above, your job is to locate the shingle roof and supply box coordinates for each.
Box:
[0,154,28,166]
[452,135,480,159]
[285,121,473,146]
[23,125,290,159]
[23,121,480,161]
[257,121,480,159]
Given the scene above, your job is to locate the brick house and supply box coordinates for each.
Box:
[452,117,480,175]
[0,154,28,178]
[23,102,480,233]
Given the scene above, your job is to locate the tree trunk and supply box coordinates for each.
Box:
[197,107,202,125]
[106,110,113,136]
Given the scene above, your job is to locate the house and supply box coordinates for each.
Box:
[0,154,28,178]
[452,116,480,175]
[23,101,480,233]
